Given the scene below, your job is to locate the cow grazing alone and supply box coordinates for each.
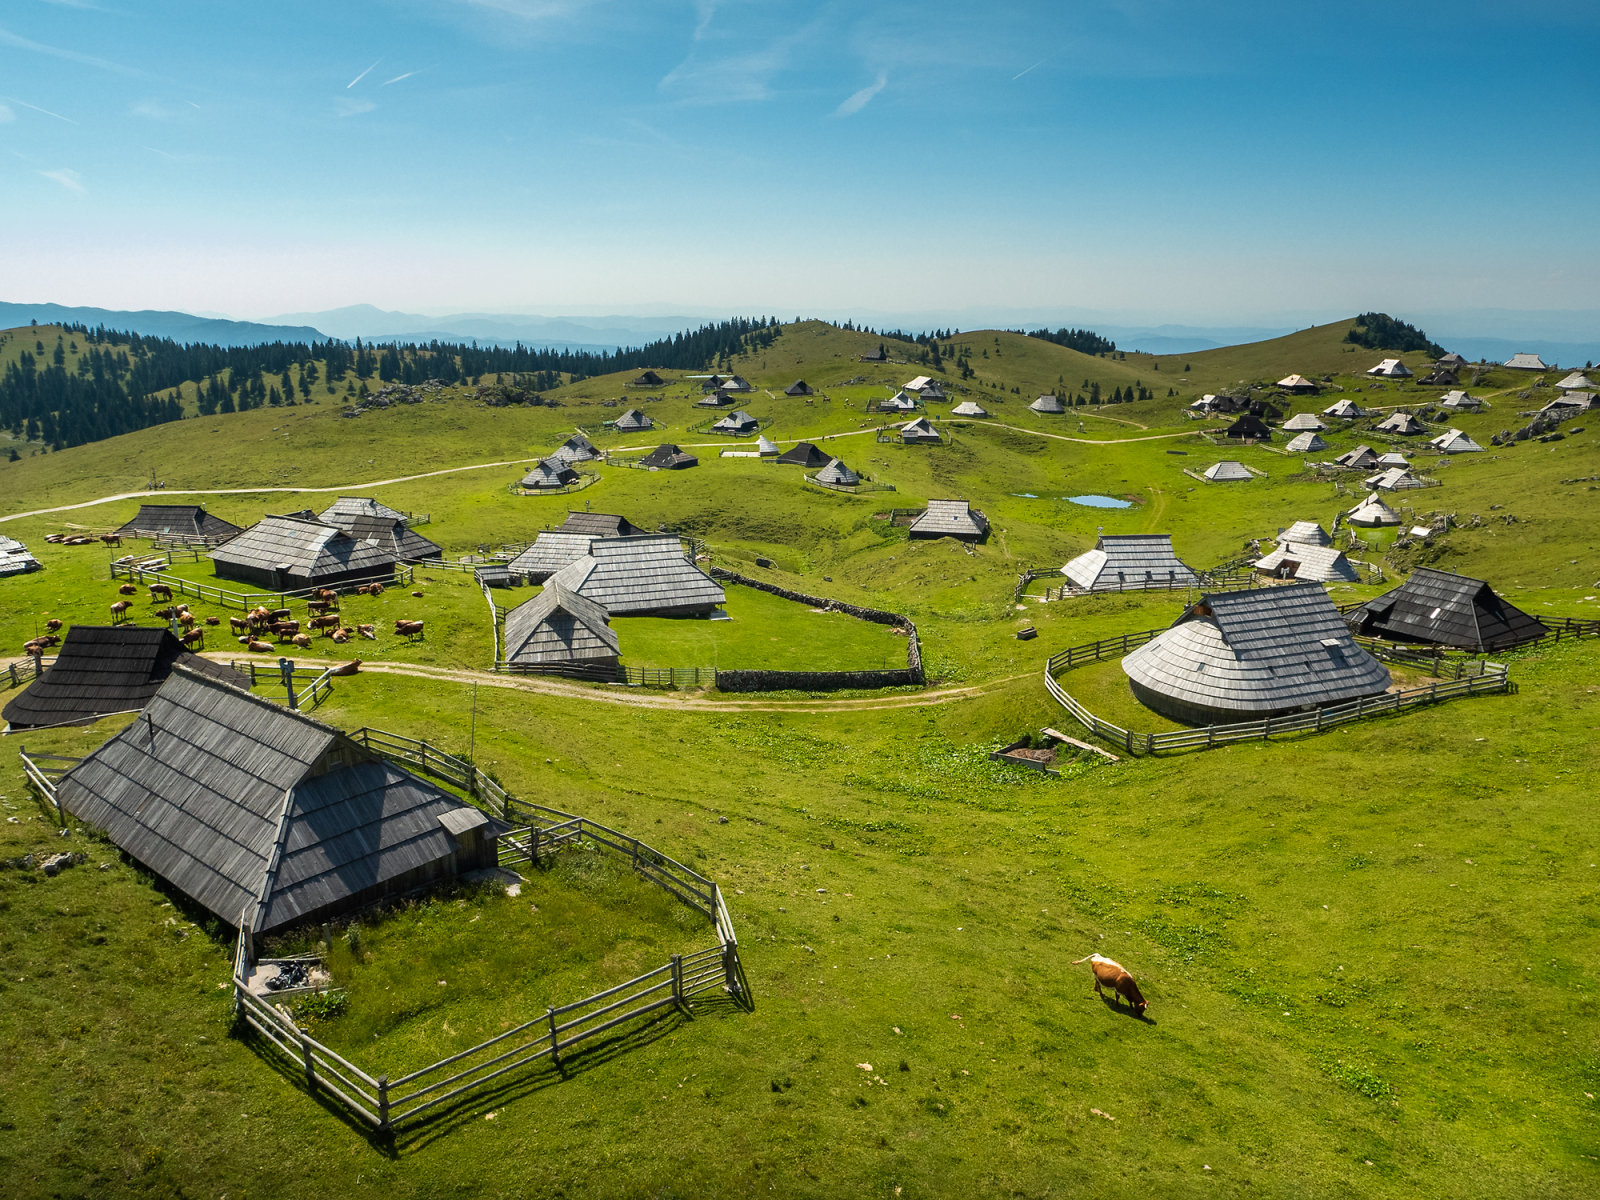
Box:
[393,619,424,640]
[110,600,132,619]
[1072,954,1148,1015]
[148,585,173,602]
[100,533,122,546]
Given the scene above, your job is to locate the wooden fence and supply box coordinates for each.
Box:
[109,561,414,611]
[18,748,78,822]
[1041,631,1514,756]
[6,655,57,689]
[1033,570,1261,602]
[224,726,746,1133]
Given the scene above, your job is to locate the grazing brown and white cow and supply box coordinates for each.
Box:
[1071,954,1148,1015]
[393,619,424,640]
[100,533,121,546]
[181,628,205,647]
[110,600,132,619]
[229,616,250,635]
[148,583,173,602]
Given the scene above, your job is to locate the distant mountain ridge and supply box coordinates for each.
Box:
[0,302,327,347]
[262,305,706,350]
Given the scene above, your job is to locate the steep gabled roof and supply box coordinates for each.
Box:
[1123,583,1390,719]
[1223,414,1272,440]
[507,531,599,579]
[711,410,759,433]
[785,380,813,396]
[561,511,646,537]
[638,443,698,469]
[114,504,243,541]
[544,534,724,616]
[2,625,249,730]
[1375,411,1426,435]
[0,534,40,576]
[1278,520,1333,547]
[757,434,780,455]
[1335,443,1379,469]
[317,503,442,560]
[815,458,860,486]
[1439,390,1484,409]
[210,514,395,581]
[1376,452,1409,466]
[1347,567,1548,651]
[900,416,941,441]
[549,434,602,465]
[613,408,654,431]
[1556,371,1595,391]
[950,400,989,417]
[1365,466,1427,490]
[1063,534,1198,592]
[1277,374,1319,391]
[774,441,830,467]
[503,582,619,666]
[521,459,579,489]
[1428,428,1483,453]
[318,496,406,524]
[631,370,664,386]
[1322,398,1367,419]
[1367,358,1413,378]
[55,669,482,934]
[908,499,987,539]
[1252,541,1359,583]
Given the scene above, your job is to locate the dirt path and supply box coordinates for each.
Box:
[1140,484,1169,532]
[0,422,1202,524]
[188,654,1028,714]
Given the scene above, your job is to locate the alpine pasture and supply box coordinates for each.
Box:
[2,317,1597,1199]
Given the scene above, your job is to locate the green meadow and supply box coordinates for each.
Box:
[1,318,1598,1198]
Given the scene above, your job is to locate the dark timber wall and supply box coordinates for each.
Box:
[709,568,924,692]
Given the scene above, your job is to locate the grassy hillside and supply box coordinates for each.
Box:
[1,317,1598,1198]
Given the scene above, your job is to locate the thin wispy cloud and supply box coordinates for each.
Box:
[38,168,86,194]
[1012,58,1046,81]
[335,96,377,117]
[382,70,421,86]
[0,23,153,78]
[835,70,888,116]
[0,94,78,124]
[660,18,821,105]
[0,104,12,124]
[347,59,382,88]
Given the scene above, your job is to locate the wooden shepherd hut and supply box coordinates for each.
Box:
[0,535,40,576]
[1439,390,1485,412]
[502,582,620,671]
[1375,411,1426,436]
[631,370,665,387]
[775,441,830,468]
[1345,567,1548,651]
[950,400,989,417]
[898,417,942,444]
[1202,460,1253,482]
[209,514,395,591]
[1063,534,1199,593]
[520,459,580,491]
[316,498,443,561]
[1347,493,1401,527]
[1251,541,1360,584]
[1503,353,1548,371]
[113,504,242,544]
[785,380,814,396]
[1223,414,1272,441]
[613,408,655,432]
[1427,428,1484,454]
[1277,521,1333,547]
[908,499,988,541]
[54,668,500,936]
[814,459,861,487]
[1121,584,1390,726]
[1276,374,1320,394]
[639,444,699,470]
[1285,431,1329,454]
[1030,394,1065,415]
[711,410,760,435]
[1367,358,1413,379]
[1322,398,1368,420]
[549,434,602,466]
[3,625,249,731]
[544,535,725,617]
[1335,444,1379,470]
[1282,412,1326,432]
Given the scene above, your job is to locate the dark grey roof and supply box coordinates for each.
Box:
[815,458,860,486]
[1365,467,1427,490]
[521,459,579,489]
[2,625,248,730]
[544,535,724,616]
[775,441,830,467]
[613,408,654,431]
[1063,534,1198,592]
[55,669,483,934]
[506,531,599,579]
[1224,414,1272,439]
[632,370,664,386]
[1123,583,1390,719]
[210,514,395,581]
[908,499,988,539]
[114,504,243,541]
[1346,567,1548,651]
[561,511,647,537]
[785,380,813,396]
[503,582,619,666]
[639,444,698,469]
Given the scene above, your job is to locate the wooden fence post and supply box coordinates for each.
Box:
[377,1076,390,1131]
[300,1031,317,1091]
[546,1007,560,1066]
[671,954,685,1012]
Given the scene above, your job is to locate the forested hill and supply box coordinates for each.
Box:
[0,317,784,453]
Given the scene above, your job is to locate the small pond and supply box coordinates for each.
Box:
[1066,494,1133,508]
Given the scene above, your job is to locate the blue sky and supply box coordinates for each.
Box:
[3,0,1598,325]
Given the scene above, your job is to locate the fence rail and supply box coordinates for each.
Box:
[1042,629,1514,756]
[6,655,57,689]
[224,726,746,1133]
[109,561,413,612]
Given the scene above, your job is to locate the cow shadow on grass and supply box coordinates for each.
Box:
[1098,993,1156,1025]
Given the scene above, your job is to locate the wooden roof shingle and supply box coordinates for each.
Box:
[1063,534,1198,592]
[1346,567,1548,651]
[503,582,620,666]
[209,514,395,582]
[909,499,987,539]
[114,504,243,541]
[544,534,725,616]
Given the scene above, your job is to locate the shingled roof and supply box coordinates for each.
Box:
[1277,375,1319,393]
[1375,411,1426,435]
[549,434,602,465]
[1367,358,1413,378]
[1322,398,1367,419]
[1285,431,1329,454]
[1252,541,1359,583]
[1223,414,1272,440]
[613,408,654,432]
[1335,444,1379,469]
[638,444,698,469]
[1278,521,1332,547]
[503,582,619,667]
[114,504,243,542]
[316,500,443,560]
[1439,390,1484,410]
[0,534,40,576]
[899,416,941,443]
[1365,466,1427,490]
[908,499,988,540]
[1202,460,1253,481]
[1282,412,1326,431]
[785,380,814,396]
[815,458,860,486]
[506,531,603,582]
[1063,534,1199,592]
[775,441,830,467]
[1503,352,1547,370]
[1347,493,1401,526]
[711,410,759,434]
[1029,394,1065,414]
[210,514,395,588]
[1428,428,1484,454]
[950,400,989,417]
[544,534,725,616]
[55,668,495,934]
[521,459,580,490]
[2,626,249,730]
[561,511,646,537]
[1346,567,1548,651]
[1122,583,1390,724]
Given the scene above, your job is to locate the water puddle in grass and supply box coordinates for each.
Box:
[1010,493,1039,498]
[1066,494,1133,508]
